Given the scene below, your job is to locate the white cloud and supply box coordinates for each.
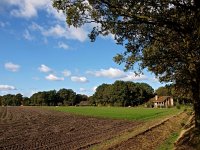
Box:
[5,62,20,72]
[87,67,125,78]
[58,42,69,50]
[3,0,114,43]
[43,24,66,37]
[62,70,71,77]
[29,23,88,42]
[71,76,88,83]
[79,88,86,92]
[87,67,148,81]
[92,86,97,92]
[0,85,16,91]
[43,24,87,42]
[46,4,66,22]
[38,64,52,73]
[2,0,66,22]
[3,0,49,18]
[45,74,64,81]
[23,29,34,40]
[120,72,147,81]
[3,0,89,42]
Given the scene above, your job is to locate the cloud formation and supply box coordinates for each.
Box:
[71,76,88,83]
[8,0,49,18]
[62,70,71,77]
[0,85,16,91]
[92,86,97,92]
[5,62,20,72]
[30,23,88,42]
[87,67,148,81]
[87,67,125,78]
[38,64,52,73]
[119,72,147,81]
[43,24,87,42]
[45,74,64,81]
[3,0,88,42]
[79,88,87,92]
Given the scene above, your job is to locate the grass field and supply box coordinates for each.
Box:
[47,106,183,121]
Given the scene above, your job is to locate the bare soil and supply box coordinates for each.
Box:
[0,106,142,150]
[109,112,188,150]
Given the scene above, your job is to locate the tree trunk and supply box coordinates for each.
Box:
[192,80,200,129]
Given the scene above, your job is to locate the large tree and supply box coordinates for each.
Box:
[53,0,200,128]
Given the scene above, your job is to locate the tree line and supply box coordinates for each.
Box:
[0,89,88,106]
[0,81,154,107]
[90,81,154,107]
[1,82,192,107]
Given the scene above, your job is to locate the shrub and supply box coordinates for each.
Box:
[176,102,181,109]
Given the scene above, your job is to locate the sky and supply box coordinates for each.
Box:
[0,0,166,97]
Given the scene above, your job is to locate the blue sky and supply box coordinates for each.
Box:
[0,0,166,97]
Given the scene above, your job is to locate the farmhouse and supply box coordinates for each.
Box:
[150,94,174,108]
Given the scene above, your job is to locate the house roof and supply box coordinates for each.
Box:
[151,96,171,102]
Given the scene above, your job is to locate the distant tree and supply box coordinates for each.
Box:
[156,85,193,104]
[135,83,154,104]
[126,81,138,106]
[53,0,200,129]
[88,96,95,105]
[23,97,30,106]
[111,81,128,106]
[57,88,76,106]
[15,93,23,106]
[0,96,2,106]
[30,92,46,106]
[2,94,15,106]
[92,81,153,106]
[45,90,58,106]
[156,87,169,96]
[93,84,111,106]
[76,94,88,103]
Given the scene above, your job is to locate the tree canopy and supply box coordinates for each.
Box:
[155,85,192,104]
[0,89,88,106]
[91,81,154,106]
[53,0,200,128]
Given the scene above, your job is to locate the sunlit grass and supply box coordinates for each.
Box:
[45,106,182,121]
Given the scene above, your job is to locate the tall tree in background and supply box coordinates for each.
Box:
[57,88,77,106]
[53,0,200,129]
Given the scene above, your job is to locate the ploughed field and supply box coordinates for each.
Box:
[0,106,143,150]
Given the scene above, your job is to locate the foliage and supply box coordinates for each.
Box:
[156,85,193,104]
[1,89,88,106]
[53,0,200,128]
[1,94,23,106]
[57,88,77,106]
[92,81,153,106]
[48,106,182,121]
[29,89,88,106]
[156,86,170,96]
[176,102,181,109]
[156,132,179,150]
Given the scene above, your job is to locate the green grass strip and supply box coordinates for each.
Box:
[156,132,179,150]
[45,106,182,121]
